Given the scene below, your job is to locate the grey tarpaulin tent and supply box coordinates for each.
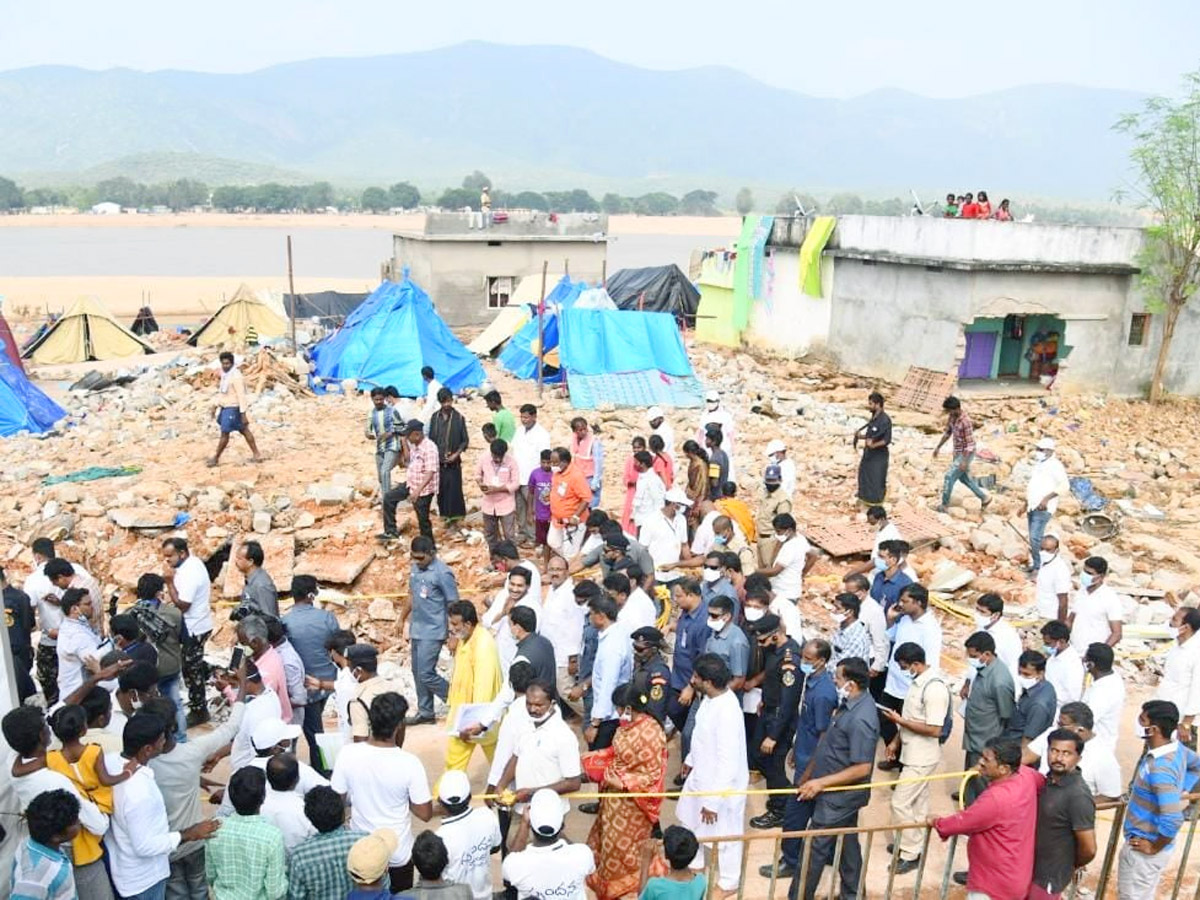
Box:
[604,264,701,320]
[283,291,370,325]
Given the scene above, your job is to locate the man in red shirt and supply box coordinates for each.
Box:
[960,192,980,219]
[930,737,1039,900]
[548,446,592,560]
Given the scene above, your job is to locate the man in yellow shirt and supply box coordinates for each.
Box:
[444,600,504,771]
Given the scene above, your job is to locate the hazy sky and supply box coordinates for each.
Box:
[4,0,1197,98]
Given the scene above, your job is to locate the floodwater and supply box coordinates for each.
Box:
[0,226,734,278]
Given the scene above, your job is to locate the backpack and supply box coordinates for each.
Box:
[921,676,955,744]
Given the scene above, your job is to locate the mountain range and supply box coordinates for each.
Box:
[0,41,1144,198]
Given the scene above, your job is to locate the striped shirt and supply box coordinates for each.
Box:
[287,827,367,900]
[832,620,873,668]
[407,436,441,498]
[367,406,401,453]
[11,838,75,900]
[946,413,977,456]
[1124,741,1200,846]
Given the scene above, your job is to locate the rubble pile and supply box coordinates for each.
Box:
[3,340,1198,686]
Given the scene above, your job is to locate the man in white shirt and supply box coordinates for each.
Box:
[539,556,584,708]
[1041,620,1085,713]
[1156,607,1200,746]
[631,453,667,531]
[1081,643,1125,753]
[1069,556,1123,654]
[584,595,633,751]
[106,712,220,900]
[1026,437,1070,573]
[55,589,103,705]
[1035,534,1074,621]
[501,789,594,900]
[162,536,214,727]
[494,682,582,818]
[330,691,433,892]
[757,513,816,603]
[696,390,737,479]
[484,662,535,805]
[512,404,552,545]
[841,573,891,687]
[765,439,796,499]
[604,572,657,634]
[482,568,542,674]
[229,662,284,770]
[639,490,690,583]
[1023,701,1123,801]
[647,407,676,471]
[420,366,443,422]
[881,585,943,751]
[261,754,317,850]
[435,769,502,900]
[970,593,1022,694]
[677,653,749,895]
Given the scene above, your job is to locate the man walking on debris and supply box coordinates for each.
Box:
[933,395,990,513]
[209,351,262,467]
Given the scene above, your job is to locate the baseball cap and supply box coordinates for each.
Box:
[604,532,630,551]
[345,644,378,668]
[746,613,782,636]
[630,626,665,648]
[705,390,720,403]
[251,718,302,751]
[765,439,786,456]
[646,406,664,422]
[404,419,425,434]
[347,828,399,883]
[764,465,782,484]
[1036,437,1056,451]
[437,769,473,805]
[664,487,692,507]
[528,788,565,837]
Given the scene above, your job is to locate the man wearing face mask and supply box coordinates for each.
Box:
[746,613,801,829]
[1081,643,1125,753]
[764,439,796,499]
[1041,620,1085,714]
[346,643,408,742]
[704,596,749,694]
[879,584,941,761]
[961,632,1014,805]
[586,596,633,753]
[630,627,671,724]
[965,593,1021,700]
[1068,556,1123,654]
[1155,607,1200,748]
[757,514,817,606]
[854,393,891,506]
[1026,437,1070,574]
[1023,702,1124,803]
[868,540,913,617]
[1003,650,1057,758]
[755,466,792,569]
[696,391,737,481]
[699,550,738,614]
[667,579,710,772]
[1035,534,1073,622]
[548,447,594,559]
[841,573,890,698]
[1118,700,1200,899]
[494,681,583,820]
[398,536,459,727]
[236,614,292,724]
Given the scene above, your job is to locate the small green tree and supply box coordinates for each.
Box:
[512,191,548,211]
[438,187,477,210]
[633,192,679,216]
[361,186,390,212]
[461,171,492,193]
[0,176,23,210]
[601,193,631,215]
[1116,70,1200,402]
[679,189,719,216]
[212,185,251,211]
[388,182,421,209]
[735,187,754,215]
[826,192,864,215]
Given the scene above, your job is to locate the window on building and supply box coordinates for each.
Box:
[487,276,513,308]
[1129,312,1150,346]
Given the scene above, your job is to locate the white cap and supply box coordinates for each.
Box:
[528,788,564,837]
[765,439,786,456]
[705,390,720,403]
[646,406,664,422]
[437,770,472,805]
[251,718,302,751]
[1036,437,1056,451]
[664,487,692,507]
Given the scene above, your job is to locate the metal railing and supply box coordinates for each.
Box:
[691,794,1200,900]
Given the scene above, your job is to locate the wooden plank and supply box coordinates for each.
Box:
[806,505,949,558]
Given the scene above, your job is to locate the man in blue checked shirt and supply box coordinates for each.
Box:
[1118,700,1200,898]
[365,387,401,497]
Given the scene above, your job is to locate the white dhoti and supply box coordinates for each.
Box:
[677,785,747,891]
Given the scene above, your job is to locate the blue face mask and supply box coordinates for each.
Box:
[713,535,728,546]
[874,557,888,572]
[1042,644,1058,657]
[800,662,816,676]
[1080,572,1095,589]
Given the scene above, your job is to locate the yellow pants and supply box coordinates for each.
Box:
[445,736,497,772]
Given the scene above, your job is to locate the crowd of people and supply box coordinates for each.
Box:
[4,379,1199,900]
[942,191,1013,221]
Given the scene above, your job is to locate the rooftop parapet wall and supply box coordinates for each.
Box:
[419,211,607,238]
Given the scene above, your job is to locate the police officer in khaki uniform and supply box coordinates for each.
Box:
[630,626,671,723]
[747,613,802,828]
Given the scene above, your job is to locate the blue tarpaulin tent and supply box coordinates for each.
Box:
[558,309,704,409]
[498,276,585,383]
[309,278,485,396]
[0,346,66,436]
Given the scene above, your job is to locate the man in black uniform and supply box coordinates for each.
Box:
[2,566,36,702]
[630,626,671,723]
[747,613,802,829]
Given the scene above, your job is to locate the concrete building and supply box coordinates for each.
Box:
[388,211,607,328]
[699,214,1200,397]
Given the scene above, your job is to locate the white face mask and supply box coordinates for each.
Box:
[1017,675,1038,691]
[832,612,846,625]
[530,709,554,725]
[837,685,852,702]
[974,613,993,630]
[1040,549,1057,563]
[701,568,721,583]
[1034,450,1048,462]
[744,607,766,622]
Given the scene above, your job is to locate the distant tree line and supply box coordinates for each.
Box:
[0,171,1143,226]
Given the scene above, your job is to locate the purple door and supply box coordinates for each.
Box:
[958,332,997,379]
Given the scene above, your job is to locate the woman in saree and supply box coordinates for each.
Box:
[621,437,648,535]
[681,440,708,534]
[585,681,668,900]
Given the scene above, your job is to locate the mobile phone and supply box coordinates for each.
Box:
[229,647,244,671]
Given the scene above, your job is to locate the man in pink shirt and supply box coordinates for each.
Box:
[237,615,292,722]
[930,737,1040,900]
[381,420,440,543]
[476,438,520,548]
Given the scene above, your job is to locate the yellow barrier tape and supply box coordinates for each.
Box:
[477,769,972,803]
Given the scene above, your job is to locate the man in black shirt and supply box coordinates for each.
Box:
[2,566,36,702]
[630,627,671,723]
[1031,728,1096,897]
[510,606,556,686]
